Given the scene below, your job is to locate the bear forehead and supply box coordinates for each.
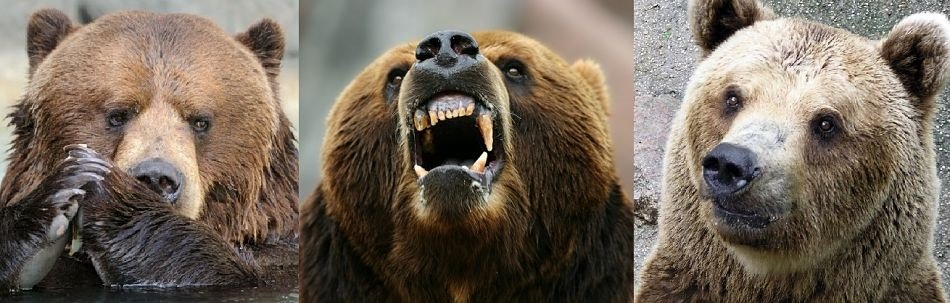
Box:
[696,19,906,108]
[31,11,272,109]
[706,19,884,79]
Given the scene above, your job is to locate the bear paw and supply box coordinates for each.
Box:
[45,144,111,241]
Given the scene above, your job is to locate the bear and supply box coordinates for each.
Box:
[634,0,950,302]
[299,30,636,302]
[0,9,298,292]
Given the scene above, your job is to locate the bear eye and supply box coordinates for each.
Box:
[191,117,211,133]
[387,68,406,88]
[811,113,841,140]
[723,90,742,114]
[503,61,526,81]
[106,109,133,128]
[506,67,523,79]
[384,67,408,104]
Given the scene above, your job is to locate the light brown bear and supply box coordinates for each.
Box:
[635,0,950,301]
[301,31,635,302]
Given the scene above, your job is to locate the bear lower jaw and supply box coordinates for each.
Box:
[711,198,776,229]
[414,166,492,221]
[709,197,790,249]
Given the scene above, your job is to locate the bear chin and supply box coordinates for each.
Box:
[726,239,844,276]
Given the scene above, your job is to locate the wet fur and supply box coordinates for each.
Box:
[0,9,297,290]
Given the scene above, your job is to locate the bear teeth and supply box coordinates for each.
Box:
[413,97,479,131]
[414,106,493,151]
[477,113,493,152]
[413,152,487,179]
[470,151,488,173]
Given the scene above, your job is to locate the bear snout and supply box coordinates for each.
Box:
[415,30,480,69]
[702,143,761,198]
[131,159,184,203]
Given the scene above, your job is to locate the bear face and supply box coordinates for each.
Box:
[680,4,950,274]
[682,19,930,272]
[305,30,634,302]
[396,31,614,238]
[635,0,950,301]
[5,9,296,244]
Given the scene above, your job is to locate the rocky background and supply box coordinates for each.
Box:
[0,0,300,173]
[634,0,950,289]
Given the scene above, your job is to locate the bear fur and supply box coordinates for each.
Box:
[0,9,298,291]
[300,31,635,302]
[635,0,950,302]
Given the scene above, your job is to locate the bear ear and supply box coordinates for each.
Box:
[27,9,76,75]
[688,0,774,56]
[572,59,609,112]
[235,18,285,80]
[880,13,950,109]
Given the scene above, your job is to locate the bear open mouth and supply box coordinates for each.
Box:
[409,92,502,189]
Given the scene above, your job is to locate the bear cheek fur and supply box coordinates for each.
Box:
[680,23,918,274]
[320,45,415,261]
[112,101,204,219]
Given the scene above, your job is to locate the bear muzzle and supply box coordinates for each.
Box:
[701,143,780,229]
[400,30,509,213]
[131,159,184,203]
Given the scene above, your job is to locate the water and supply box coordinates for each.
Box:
[3,286,299,303]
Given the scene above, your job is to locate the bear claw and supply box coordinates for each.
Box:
[44,144,111,241]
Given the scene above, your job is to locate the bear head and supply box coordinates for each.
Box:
[681,0,950,274]
[2,9,298,243]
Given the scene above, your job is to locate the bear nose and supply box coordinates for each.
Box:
[132,159,183,203]
[702,143,760,197]
[415,30,479,68]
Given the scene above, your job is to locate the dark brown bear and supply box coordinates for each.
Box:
[300,30,635,302]
[0,9,297,291]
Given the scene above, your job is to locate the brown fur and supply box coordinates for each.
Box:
[636,1,950,302]
[1,9,297,287]
[301,31,635,302]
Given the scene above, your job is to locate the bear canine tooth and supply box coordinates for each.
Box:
[471,151,488,173]
[414,165,428,179]
[477,114,493,151]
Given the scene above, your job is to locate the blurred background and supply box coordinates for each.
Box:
[0,0,300,173]
[301,0,634,200]
[634,0,950,289]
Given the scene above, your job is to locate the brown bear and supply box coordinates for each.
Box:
[300,30,635,302]
[0,9,297,291]
[635,0,950,302]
